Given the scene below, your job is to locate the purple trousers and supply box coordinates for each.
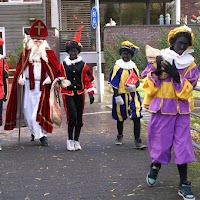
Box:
[148,112,195,165]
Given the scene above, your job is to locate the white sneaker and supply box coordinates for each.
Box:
[74,141,82,151]
[66,140,75,151]
[0,145,2,151]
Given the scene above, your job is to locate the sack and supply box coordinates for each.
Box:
[49,77,71,126]
[50,80,62,127]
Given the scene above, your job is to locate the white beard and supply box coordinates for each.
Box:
[27,39,50,63]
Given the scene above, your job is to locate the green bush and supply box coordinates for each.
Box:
[193,28,200,66]
[104,34,147,80]
[6,45,23,69]
[104,27,200,80]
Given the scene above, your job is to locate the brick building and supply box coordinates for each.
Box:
[0,0,199,63]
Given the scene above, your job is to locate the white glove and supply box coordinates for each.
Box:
[115,95,124,105]
[18,74,26,86]
[42,76,51,85]
[125,84,136,92]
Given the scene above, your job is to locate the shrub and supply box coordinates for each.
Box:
[104,34,147,80]
[6,45,23,69]
[104,27,200,80]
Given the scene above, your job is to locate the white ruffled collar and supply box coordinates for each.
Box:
[0,54,3,59]
[64,55,82,65]
[115,59,136,69]
[160,48,194,69]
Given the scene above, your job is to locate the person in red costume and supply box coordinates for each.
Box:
[0,37,9,151]
[4,19,60,146]
[59,26,95,151]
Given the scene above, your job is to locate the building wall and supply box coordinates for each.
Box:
[181,0,200,20]
[0,1,45,57]
[103,24,200,49]
[46,0,52,27]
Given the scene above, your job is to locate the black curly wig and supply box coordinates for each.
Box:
[65,40,81,53]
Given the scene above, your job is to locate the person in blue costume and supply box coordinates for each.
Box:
[108,41,146,149]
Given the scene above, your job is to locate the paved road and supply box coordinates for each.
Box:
[0,92,199,200]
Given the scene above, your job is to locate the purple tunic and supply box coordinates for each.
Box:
[142,61,199,165]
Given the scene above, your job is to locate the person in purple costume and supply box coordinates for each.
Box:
[141,25,199,200]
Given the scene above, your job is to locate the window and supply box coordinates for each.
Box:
[0,27,5,57]
[0,32,3,55]
[23,27,31,44]
[0,0,42,3]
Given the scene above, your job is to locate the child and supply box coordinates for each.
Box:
[59,39,95,151]
[108,40,146,149]
[141,26,199,200]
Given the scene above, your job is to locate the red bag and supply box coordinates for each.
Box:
[125,71,139,86]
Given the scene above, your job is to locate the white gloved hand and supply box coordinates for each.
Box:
[125,84,136,92]
[18,74,26,86]
[115,95,124,105]
[42,76,51,85]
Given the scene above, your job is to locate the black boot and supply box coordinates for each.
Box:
[31,134,35,141]
[39,136,48,146]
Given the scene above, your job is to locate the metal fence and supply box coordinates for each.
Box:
[191,86,200,149]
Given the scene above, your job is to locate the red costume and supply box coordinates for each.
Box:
[4,20,60,136]
[0,37,9,126]
[59,32,95,151]
[4,49,59,132]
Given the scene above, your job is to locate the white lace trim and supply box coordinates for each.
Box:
[115,59,136,69]
[64,55,82,65]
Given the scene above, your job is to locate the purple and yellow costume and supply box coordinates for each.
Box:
[142,58,199,165]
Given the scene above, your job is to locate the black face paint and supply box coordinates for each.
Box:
[121,50,132,62]
[68,48,79,60]
[173,36,189,55]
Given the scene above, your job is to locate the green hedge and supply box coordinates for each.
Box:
[104,28,200,80]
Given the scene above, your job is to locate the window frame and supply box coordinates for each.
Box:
[22,26,31,45]
[0,27,6,57]
[0,0,42,5]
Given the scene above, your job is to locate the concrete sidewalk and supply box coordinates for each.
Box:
[0,84,199,200]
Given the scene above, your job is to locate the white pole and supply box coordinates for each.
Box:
[51,0,59,28]
[175,0,181,24]
[95,0,103,102]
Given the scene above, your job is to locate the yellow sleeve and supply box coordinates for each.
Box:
[175,79,193,100]
[142,77,159,108]
[143,76,159,96]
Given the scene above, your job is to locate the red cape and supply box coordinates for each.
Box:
[4,48,60,133]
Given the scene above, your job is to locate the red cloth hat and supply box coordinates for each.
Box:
[0,38,4,46]
[29,19,48,40]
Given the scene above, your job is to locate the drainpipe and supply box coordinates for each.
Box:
[175,0,181,24]
[43,0,47,25]
[146,0,150,25]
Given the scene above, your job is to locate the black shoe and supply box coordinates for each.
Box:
[115,135,123,145]
[31,134,35,141]
[178,181,195,200]
[134,138,147,150]
[0,120,2,126]
[39,136,48,146]
[146,164,160,186]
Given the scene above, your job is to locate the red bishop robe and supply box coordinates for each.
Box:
[4,48,60,133]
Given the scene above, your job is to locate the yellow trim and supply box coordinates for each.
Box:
[116,104,123,121]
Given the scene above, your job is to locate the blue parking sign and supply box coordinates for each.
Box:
[91,6,98,29]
